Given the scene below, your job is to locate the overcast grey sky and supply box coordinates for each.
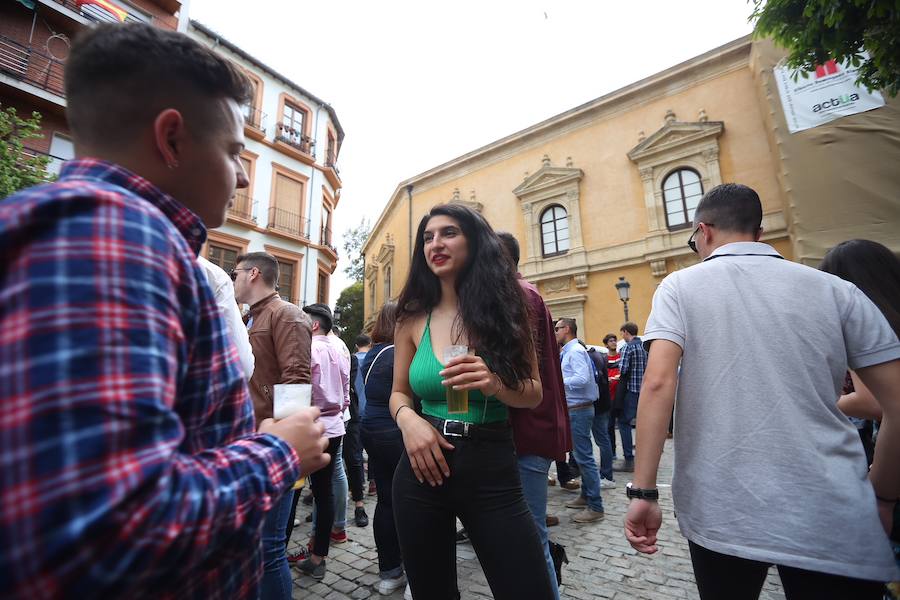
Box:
[188,0,755,304]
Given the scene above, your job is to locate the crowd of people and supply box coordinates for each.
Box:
[1,21,899,600]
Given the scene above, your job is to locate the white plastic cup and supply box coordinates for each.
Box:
[273,383,312,420]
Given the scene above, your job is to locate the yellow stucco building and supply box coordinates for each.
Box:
[362,36,900,342]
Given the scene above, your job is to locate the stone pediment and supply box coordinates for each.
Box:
[514,166,583,198]
[376,243,395,264]
[365,264,379,280]
[627,121,724,163]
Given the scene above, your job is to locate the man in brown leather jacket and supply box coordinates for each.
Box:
[232,251,312,598]
[232,252,313,423]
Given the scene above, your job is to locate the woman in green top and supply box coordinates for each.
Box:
[389,203,554,599]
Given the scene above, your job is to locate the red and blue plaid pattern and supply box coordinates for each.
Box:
[0,159,300,599]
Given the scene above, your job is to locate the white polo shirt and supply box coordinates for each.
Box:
[644,242,900,581]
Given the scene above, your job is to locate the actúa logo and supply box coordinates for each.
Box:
[812,94,860,113]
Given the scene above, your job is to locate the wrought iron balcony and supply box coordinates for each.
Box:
[319,225,338,253]
[228,191,257,222]
[242,105,266,131]
[275,123,314,156]
[44,0,157,25]
[267,206,310,239]
[0,34,65,98]
[325,150,340,177]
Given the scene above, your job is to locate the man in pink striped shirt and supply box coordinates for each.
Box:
[296,303,350,580]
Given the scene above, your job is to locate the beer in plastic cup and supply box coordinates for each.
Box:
[442,345,469,414]
[273,383,312,420]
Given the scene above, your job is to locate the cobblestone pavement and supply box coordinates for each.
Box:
[289,435,786,599]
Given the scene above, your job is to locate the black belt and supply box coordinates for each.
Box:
[568,402,594,411]
[424,415,512,441]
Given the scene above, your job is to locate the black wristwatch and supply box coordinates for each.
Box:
[626,482,659,501]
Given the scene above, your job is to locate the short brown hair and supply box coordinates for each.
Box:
[236,252,278,288]
[370,301,398,344]
[620,322,638,336]
[65,23,251,148]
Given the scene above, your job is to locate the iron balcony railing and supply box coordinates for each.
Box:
[267,206,310,239]
[242,105,267,131]
[229,192,257,222]
[0,34,65,98]
[325,150,340,177]
[44,0,156,25]
[319,225,338,253]
[275,123,314,156]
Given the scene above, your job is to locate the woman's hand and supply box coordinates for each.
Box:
[397,408,455,486]
[439,354,501,396]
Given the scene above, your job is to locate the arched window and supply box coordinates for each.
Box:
[662,168,703,230]
[540,205,569,257]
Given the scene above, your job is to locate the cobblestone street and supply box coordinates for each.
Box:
[289,436,786,599]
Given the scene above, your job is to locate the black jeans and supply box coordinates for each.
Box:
[361,424,405,577]
[343,420,366,502]
[393,428,554,600]
[688,541,884,600]
[309,435,343,557]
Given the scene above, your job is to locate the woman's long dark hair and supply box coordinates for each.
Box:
[396,204,535,390]
[820,239,900,338]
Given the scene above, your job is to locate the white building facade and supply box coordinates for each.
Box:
[190,21,343,306]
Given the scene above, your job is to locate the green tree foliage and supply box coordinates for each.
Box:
[1,106,52,199]
[342,217,371,282]
[335,281,365,351]
[751,0,900,96]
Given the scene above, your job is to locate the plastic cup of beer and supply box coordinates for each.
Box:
[273,383,312,420]
[442,345,469,414]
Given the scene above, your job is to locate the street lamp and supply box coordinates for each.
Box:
[333,307,342,328]
[615,276,631,322]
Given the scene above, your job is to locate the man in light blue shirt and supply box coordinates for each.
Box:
[555,318,604,523]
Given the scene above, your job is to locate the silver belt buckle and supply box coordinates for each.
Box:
[442,419,469,438]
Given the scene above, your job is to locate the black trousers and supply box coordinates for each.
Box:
[361,424,405,576]
[309,435,343,557]
[393,429,554,600]
[343,419,366,502]
[688,541,884,600]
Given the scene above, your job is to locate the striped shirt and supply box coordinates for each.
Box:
[0,159,300,599]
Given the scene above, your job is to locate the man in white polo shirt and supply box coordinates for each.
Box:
[623,183,900,599]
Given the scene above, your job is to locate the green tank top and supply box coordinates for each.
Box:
[409,314,508,424]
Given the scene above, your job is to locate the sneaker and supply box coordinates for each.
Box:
[293,518,301,527]
[600,478,617,489]
[355,506,369,528]
[286,548,308,565]
[368,480,378,496]
[565,496,587,509]
[545,514,560,527]
[302,492,314,506]
[455,528,468,544]
[547,475,557,487]
[330,530,348,544]
[404,584,413,600]
[560,479,580,492]
[296,557,326,579]
[376,574,408,595]
[304,513,312,523]
[612,459,634,472]
[573,508,605,523]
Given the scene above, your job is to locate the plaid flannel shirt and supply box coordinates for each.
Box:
[0,160,300,599]
[618,337,648,394]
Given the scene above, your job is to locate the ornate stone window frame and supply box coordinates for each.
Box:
[628,111,724,235]
[513,155,587,279]
[545,294,588,339]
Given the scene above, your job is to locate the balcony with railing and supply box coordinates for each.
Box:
[43,0,160,26]
[267,206,310,240]
[275,123,315,156]
[0,34,66,100]
[242,105,267,136]
[228,191,257,223]
[325,150,341,177]
[319,225,338,254]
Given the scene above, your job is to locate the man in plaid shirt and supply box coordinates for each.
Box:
[614,322,648,472]
[0,24,329,599]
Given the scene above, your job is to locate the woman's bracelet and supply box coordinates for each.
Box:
[393,404,412,422]
[489,374,503,397]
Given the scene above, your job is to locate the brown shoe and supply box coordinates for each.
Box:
[545,515,560,527]
[560,479,580,492]
[565,496,587,509]
[547,475,557,487]
[573,508,605,523]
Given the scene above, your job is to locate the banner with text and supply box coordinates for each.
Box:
[775,56,885,134]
